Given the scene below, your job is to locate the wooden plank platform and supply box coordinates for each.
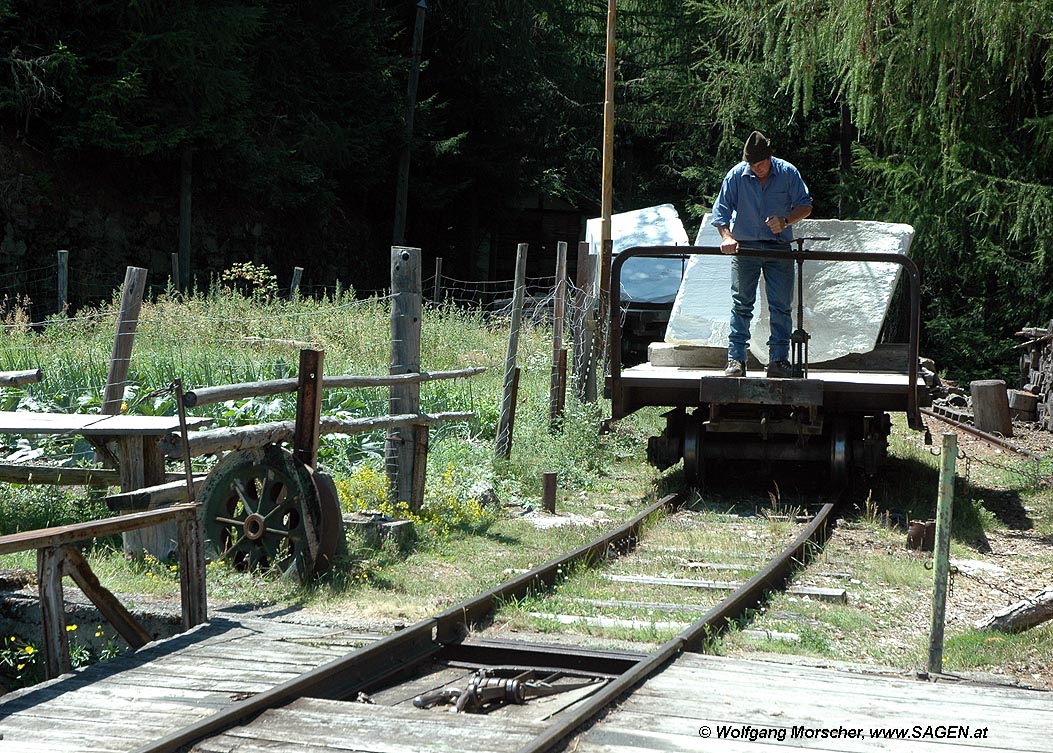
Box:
[0,616,371,753]
[575,653,1053,752]
[3,619,1050,753]
[0,411,213,436]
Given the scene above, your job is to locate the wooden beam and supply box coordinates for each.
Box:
[0,504,197,556]
[0,464,121,486]
[178,514,207,630]
[38,546,70,679]
[62,546,151,649]
[104,476,207,511]
[0,368,42,387]
[159,411,473,459]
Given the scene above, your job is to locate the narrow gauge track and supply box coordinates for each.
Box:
[921,407,1045,461]
[134,489,840,753]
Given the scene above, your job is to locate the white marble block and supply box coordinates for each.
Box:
[664,217,914,364]
[585,204,689,304]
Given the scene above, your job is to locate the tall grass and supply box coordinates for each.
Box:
[0,276,656,537]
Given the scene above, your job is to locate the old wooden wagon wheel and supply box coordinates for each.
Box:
[198,443,340,583]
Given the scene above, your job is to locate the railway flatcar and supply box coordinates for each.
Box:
[605,218,930,485]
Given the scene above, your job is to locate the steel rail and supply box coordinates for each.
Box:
[513,498,838,753]
[131,491,689,753]
[921,407,1045,461]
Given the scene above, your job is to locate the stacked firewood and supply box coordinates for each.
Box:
[1015,322,1053,429]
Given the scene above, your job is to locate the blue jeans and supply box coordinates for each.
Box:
[728,246,794,363]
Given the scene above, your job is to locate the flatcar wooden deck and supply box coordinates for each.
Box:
[612,363,929,417]
[2,614,1048,752]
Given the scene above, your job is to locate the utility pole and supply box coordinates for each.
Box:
[393,0,428,247]
[596,0,617,384]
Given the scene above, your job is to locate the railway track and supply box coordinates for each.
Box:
[128,484,840,753]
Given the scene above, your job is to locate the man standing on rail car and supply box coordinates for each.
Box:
[712,130,812,378]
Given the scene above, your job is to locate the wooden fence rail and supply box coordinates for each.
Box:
[158,411,474,459]
[181,367,485,408]
[0,504,206,680]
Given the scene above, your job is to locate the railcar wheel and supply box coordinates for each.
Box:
[829,416,851,487]
[682,417,704,486]
[199,444,333,583]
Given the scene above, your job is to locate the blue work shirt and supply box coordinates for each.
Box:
[711,157,812,244]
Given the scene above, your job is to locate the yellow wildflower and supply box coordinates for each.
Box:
[24,645,34,655]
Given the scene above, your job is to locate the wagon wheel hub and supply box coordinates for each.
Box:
[242,513,267,541]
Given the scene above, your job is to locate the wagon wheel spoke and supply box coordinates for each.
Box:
[231,477,261,515]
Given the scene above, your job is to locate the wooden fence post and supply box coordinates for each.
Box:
[549,241,567,424]
[56,249,68,315]
[573,241,598,402]
[171,253,180,292]
[38,546,70,679]
[290,266,304,300]
[387,247,422,509]
[928,432,957,675]
[102,267,148,416]
[178,513,208,630]
[496,244,528,459]
[433,257,443,302]
[293,349,324,468]
[542,472,557,514]
[102,267,173,558]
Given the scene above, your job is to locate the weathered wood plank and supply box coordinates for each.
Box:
[0,411,212,435]
[587,712,1028,753]
[0,368,42,386]
[0,504,196,555]
[207,697,546,753]
[662,655,1053,709]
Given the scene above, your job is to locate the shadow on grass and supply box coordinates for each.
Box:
[674,451,1032,554]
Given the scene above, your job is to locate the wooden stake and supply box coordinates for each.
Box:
[496,244,528,459]
[293,349,324,468]
[56,249,68,315]
[550,241,568,423]
[38,546,69,679]
[928,431,957,675]
[102,266,148,415]
[542,472,557,514]
[290,266,304,300]
[433,257,443,302]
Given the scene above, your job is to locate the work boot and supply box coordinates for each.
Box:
[724,359,746,377]
[766,360,792,378]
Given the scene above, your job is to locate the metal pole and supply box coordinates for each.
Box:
[598,0,616,377]
[927,431,957,675]
[393,0,427,246]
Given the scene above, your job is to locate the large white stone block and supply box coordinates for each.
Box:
[665,217,914,364]
[585,204,689,304]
